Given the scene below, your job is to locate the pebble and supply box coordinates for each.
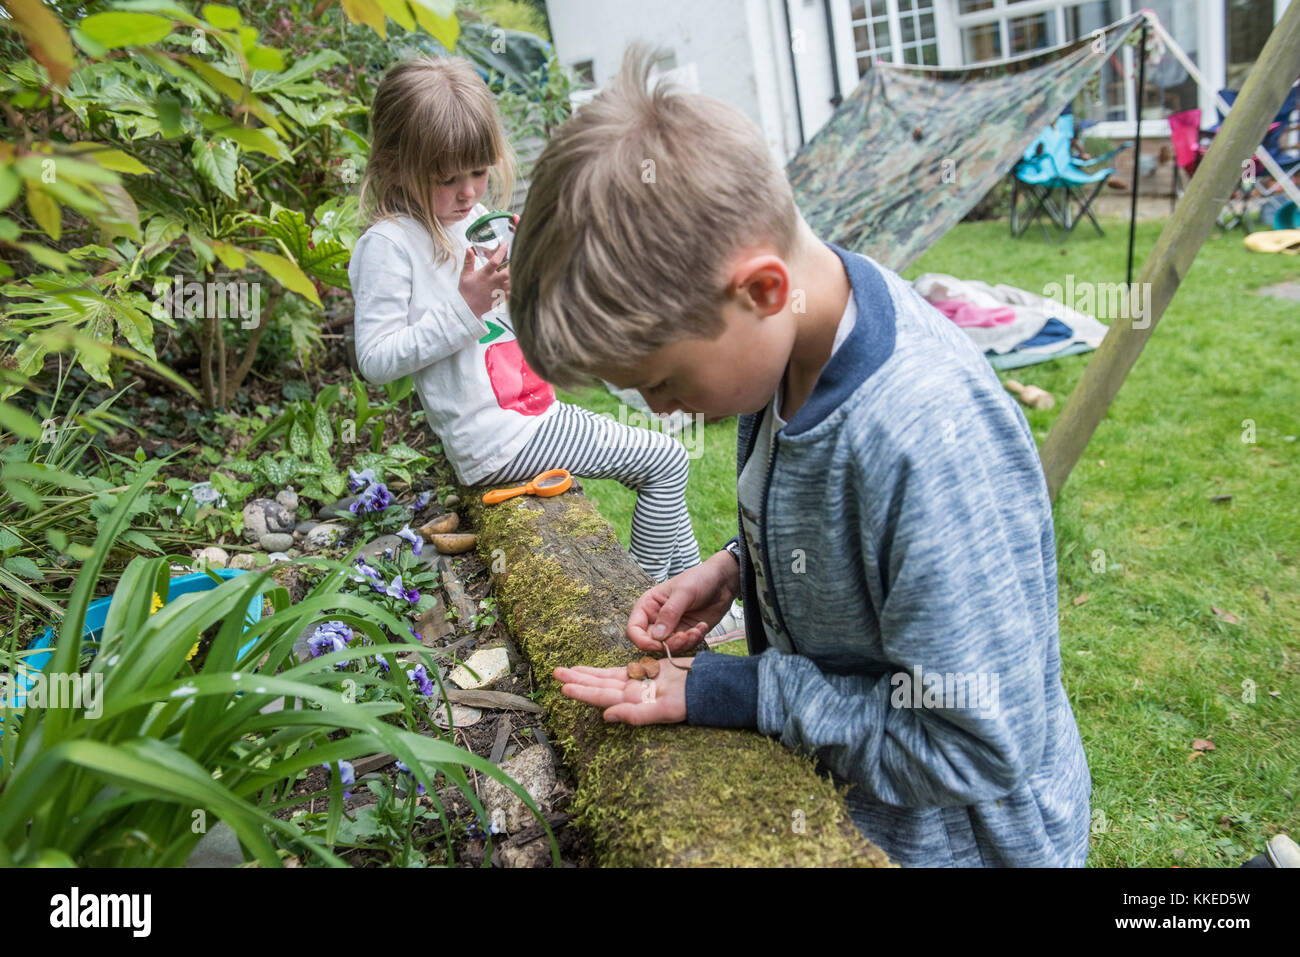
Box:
[242,498,295,542]
[358,534,403,563]
[228,552,259,571]
[419,513,460,538]
[432,532,476,554]
[479,745,557,833]
[275,487,298,513]
[442,493,461,509]
[193,546,229,569]
[259,532,295,553]
[302,522,347,552]
[265,552,291,564]
[318,496,356,520]
[448,647,511,691]
[432,703,482,729]
[294,520,319,537]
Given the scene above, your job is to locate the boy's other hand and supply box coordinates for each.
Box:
[553,663,690,725]
[458,243,510,317]
[627,551,739,655]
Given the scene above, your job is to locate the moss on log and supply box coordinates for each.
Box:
[463,482,892,867]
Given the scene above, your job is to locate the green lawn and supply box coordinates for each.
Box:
[563,215,1300,868]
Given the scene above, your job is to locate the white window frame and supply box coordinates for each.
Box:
[835,0,941,91]
[838,1,1290,138]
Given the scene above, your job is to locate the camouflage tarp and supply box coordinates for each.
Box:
[787,14,1145,272]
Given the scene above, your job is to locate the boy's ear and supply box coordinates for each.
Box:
[727,254,789,316]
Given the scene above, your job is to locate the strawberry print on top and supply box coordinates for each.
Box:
[479,319,555,416]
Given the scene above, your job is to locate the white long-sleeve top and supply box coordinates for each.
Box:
[348,205,559,484]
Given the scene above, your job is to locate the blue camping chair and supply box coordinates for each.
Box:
[1209,81,1300,231]
[1011,115,1131,240]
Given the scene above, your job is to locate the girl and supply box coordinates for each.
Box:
[348,56,703,583]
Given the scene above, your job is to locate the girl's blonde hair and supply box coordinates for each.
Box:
[359,56,518,266]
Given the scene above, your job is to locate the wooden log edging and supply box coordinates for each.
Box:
[463,483,892,867]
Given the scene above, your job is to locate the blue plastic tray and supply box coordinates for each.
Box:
[10,568,266,704]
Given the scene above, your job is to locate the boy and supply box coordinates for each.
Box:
[507,45,1091,867]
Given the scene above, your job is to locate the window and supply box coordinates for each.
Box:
[851,0,939,75]
[851,0,895,76]
[897,0,939,65]
[1064,1,1125,123]
[961,22,1001,63]
[1226,0,1274,89]
[1009,12,1056,55]
[1141,0,1199,117]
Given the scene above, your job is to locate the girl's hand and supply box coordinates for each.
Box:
[554,662,691,725]
[459,242,510,317]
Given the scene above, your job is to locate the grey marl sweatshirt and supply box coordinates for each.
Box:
[684,242,1091,867]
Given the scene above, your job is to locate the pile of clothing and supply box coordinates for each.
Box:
[913,273,1110,370]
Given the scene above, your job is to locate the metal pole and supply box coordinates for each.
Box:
[1126,21,1148,287]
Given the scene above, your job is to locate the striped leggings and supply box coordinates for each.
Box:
[479,402,701,582]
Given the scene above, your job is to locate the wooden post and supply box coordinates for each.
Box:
[1039,3,1300,502]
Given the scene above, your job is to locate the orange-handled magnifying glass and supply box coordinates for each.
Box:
[481,468,573,505]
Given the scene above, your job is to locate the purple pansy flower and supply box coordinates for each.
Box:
[348,467,376,493]
[413,490,432,510]
[406,664,435,696]
[397,524,423,557]
[307,621,353,669]
[383,575,419,605]
[350,481,391,515]
[323,759,355,800]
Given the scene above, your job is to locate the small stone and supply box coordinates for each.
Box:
[294,520,319,538]
[193,546,229,569]
[432,703,482,728]
[303,522,347,552]
[626,656,660,679]
[442,493,461,509]
[358,534,404,562]
[480,744,557,833]
[448,647,511,691]
[242,498,294,542]
[500,837,551,868]
[318,496,356,520]
[228,552,259,571]
[432,532,476,554]
[265,552,291,563]
[419,513,461,539]
[275,487,298,512]
[259,532,294,553]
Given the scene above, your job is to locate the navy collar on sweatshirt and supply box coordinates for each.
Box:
[780,241,898,437]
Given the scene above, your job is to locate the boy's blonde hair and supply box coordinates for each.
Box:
[510,44,802,390]
[359,56,518,266]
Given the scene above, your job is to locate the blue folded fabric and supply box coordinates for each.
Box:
[1012,317,1073,350]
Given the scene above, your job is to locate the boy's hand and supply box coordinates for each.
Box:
[627,550,739,655]
[459,242,510,317]
[553,662,692,725]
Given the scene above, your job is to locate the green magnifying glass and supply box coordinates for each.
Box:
[466,210,518,272]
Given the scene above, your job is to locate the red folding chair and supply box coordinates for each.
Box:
[1168,108,1205,209]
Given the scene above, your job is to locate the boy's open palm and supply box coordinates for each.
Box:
[553,662,691,725]
[459,243,510,318]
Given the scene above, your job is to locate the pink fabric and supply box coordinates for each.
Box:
[930,298,1017,328]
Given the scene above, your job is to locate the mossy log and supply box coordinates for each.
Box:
[463,482,892,867]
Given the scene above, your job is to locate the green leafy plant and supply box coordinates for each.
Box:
[0,456,557,867]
